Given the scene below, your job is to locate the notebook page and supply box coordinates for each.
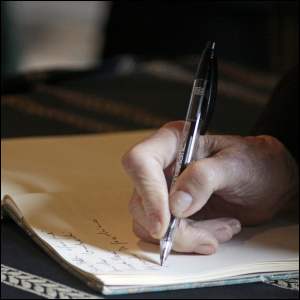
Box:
[1,130,155,200]
[3,190,298,287]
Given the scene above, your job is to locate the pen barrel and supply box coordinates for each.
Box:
[171,79,207,185]
[162,215,181,241]
[188,79,207,120]
[161,42,216,264]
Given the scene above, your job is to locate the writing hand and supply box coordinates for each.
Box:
[122,121,299,254]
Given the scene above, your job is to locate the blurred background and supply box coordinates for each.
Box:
[1,1,299,76]
[1,1,112,74]
[1,1,299,139]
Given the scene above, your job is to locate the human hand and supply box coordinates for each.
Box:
[122,121,299,254]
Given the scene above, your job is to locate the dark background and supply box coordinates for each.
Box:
[102,1,299,73]
[2,1,299,76]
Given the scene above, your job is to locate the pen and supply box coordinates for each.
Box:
[160,41,218,266]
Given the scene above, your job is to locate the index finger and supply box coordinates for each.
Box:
[122,121,184,238]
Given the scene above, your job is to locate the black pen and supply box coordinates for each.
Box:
[160,41,218,265]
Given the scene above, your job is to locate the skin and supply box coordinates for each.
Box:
[122,121,299,255]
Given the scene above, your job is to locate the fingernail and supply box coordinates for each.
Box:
[214,228,232,242]
[169,190,193,215]
[225,219,241,235]
[194,244,215,255]
[149,214,162,236]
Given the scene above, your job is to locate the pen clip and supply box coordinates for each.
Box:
[200,48,218,135]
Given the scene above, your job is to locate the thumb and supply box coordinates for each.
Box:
[169,135,240,218]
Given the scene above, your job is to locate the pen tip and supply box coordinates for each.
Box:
[160,240,173,266]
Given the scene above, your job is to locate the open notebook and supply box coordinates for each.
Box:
[1,131,299,295]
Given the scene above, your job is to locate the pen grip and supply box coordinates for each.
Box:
[170,79,206,186]
[171,117,201,186]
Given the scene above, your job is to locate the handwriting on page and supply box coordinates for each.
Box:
[42,218,160,273]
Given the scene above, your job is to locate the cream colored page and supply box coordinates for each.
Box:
[3,190,298,286]
[1,130,155,200]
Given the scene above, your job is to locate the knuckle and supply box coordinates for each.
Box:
[132,220,158,244]
[132,220,146,240]
[173,220,213,252]
[128,193,148,225]
[189,161,218,187]
[121,145,142,170]
[128,198,139,218]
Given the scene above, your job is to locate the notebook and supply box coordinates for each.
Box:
[1,130,299,295]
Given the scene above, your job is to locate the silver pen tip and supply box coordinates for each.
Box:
[160,239,173,265]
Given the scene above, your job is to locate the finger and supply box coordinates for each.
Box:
[128,189,149,230]
[128,190,241,244]
[132,217,241,254]
[128,191,237,247]
[169,135,249,218]
[193,134,240,160]
[122,121,184,238]
[169,157,225,217]
[185,218,241,243]
[132,219,158,244]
